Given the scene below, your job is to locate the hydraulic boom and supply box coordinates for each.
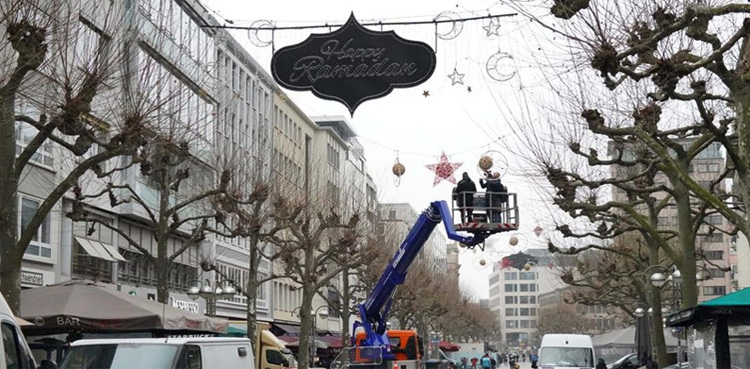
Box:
[353,200,499,360]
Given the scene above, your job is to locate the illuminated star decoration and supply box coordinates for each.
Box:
[482,17,501,37]
[422,90,430,97]
[448,67,465,85]
[425,151,463,186]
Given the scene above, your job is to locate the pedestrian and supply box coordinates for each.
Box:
[508,355,515,369]
[530,353,538,369]
[596,358,607,369]
[470,357,479,369]
[461,357,468,369]
[522,353,526,363]
[481,353,491,369]
[490,355,497,369]
[479,171,506,222]
[456,172,477,222]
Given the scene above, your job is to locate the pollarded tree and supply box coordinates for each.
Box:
[515,0,750,266]
[269,192,364,369]
[0,0,152,312]
[69,134,233,304]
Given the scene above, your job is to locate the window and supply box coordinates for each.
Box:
[505,296,516,304]
[505,308,516,316]
[706,215,723,225]
[530,284,537,292]
[703,286,726,296]
[704,234,723,242]
[506,320,517,329]
[520,308,530,316]
[20,197,51,258]
[15,122,54,168]
[504,272,517,280]
[529,296,537,304]
[520,320,530,328]
[519,296,529,304]
[519,272,536,280]
[2,323,34,369]
[705,251,724,260]
[708,269,725,278]
[520,284,529,292]
[505,284,517,292]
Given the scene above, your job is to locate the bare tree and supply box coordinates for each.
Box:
[69,134,233,303]
[0,0,152,312]
[269,191,363,369]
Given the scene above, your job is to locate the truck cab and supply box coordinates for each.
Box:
[256,323,296,369]
[354,330,423,361]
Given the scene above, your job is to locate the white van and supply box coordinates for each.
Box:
[58,337,253,369]
[538,334,595,369]
[0,293,37,369]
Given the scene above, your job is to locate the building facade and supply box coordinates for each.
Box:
[488,249,572,350]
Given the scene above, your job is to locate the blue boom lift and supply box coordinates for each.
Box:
[350,196,518,367]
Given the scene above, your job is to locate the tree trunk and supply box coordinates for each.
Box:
[341,268,351,348]
[0,253,22,313]
[647,247,668,368]
[0,71,20,314]
[246,234,260,350]
[298,286,316,369]
[156,181,171,304]
[673,180,697,308]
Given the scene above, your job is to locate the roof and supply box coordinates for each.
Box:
[69,337,251,346]
[702,287,750,306]
[667,288,750,327]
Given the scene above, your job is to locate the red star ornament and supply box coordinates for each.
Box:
[425,152,463,186]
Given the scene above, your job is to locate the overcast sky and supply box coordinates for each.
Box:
[203,0,559,299]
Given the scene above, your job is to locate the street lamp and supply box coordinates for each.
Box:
[646,266,683,366]
[311,306,329,366]
[187,278,237,316]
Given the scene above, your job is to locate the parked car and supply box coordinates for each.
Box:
[662,362,743,369]
[608,353,640,369]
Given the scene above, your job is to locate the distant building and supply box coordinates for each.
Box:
[610,140,734,302]
[487,248,575,350]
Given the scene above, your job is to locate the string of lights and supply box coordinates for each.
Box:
[201,12,517,31]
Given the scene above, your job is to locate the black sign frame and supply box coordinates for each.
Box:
[271,13,436,115]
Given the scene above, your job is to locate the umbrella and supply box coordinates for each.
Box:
[439,341,461,352]
[20,280,227,335]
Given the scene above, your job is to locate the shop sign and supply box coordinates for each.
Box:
[21,271,43,286]
[271,13,436,115]
[170,297,200,314]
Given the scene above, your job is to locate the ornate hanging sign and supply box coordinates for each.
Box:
[271,13,436,115]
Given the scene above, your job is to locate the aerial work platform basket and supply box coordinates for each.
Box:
[452,191,519,234]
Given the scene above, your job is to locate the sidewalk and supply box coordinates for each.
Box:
[496,362,534,369]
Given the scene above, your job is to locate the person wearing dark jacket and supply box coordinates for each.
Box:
[479,171,505,222]
[456,172,477,222]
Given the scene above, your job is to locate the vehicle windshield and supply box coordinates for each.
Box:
[282,352,297,367]
[539,347,593,367]
[60,344,179,369]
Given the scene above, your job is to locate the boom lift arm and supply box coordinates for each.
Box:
[353,200,499,359]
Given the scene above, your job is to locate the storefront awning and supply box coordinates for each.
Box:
[272,322,301,335]
[75,237,127,262]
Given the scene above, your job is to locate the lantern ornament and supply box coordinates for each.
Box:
[476,150,507,178]
[509,236,519,246]
[478,155,493,171]
[392,155,406,187]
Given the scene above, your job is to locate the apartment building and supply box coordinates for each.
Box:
[488,248,572,350]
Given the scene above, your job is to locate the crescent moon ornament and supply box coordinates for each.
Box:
[247,20,273,47]
[434,12,463,40]
[486,52,516,82]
